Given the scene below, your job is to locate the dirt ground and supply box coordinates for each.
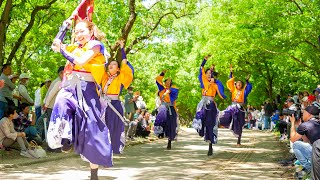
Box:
[0,128,293,180]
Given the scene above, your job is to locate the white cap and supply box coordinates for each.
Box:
[8,74,18,80]
[19,73,30,79]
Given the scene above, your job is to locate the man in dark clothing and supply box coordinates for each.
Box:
[290,105,320,177]
[312,139,320,180]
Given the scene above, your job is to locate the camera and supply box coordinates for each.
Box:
[282,107,302,121]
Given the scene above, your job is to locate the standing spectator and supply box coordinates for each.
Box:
[124,86,136,121]
[264,100,273,130]
[43,66,64,120]
[34,82,45,121]
[0,64,16,118]
[18,73,34,106]
[8,74,21,107]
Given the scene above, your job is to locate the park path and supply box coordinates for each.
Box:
[0,128,292,180]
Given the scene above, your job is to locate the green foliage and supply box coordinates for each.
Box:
[2,0,320,124]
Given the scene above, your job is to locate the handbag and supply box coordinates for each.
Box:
[29,140,47,158]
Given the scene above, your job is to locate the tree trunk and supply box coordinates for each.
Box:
[0,0,13,66]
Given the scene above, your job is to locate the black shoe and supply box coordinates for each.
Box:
[47,147,62,153]
[207,143,213,156]
[167,140,171,150]
[61,139,72,152]
[90,168,98,180]
[278,159,294,166]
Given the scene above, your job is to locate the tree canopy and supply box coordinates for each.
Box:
[1,0,319,123]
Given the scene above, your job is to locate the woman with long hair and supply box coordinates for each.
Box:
[49,19,112,180]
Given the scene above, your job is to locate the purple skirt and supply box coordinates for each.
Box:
[155,105,177,140]
[48,81,113,167]
[197,101,218,144]
[103,100,125,154]
[219,105,246,138]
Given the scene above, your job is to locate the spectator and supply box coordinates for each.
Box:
[124,86,137,121]
[312,139,320,180]
[43,66,64,120]
[18,73,34,106]
[136,95,146,110]
[0,106,37,158]
[290,105,320,178]
[34,82,45,121]
[136,111,151,138]
[270,110,280,131]
[0,64,16,118]
[8,74,22,107]
[264,100,273,130]
[13,103,41,145]
[126,108,141,140]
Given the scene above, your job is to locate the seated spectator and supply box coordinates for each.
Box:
[312,139,320,180]
[13,103,42,145]
[0,106,37,158]
[290,105,320,178]
[126,108,142,140]
[136,111,151,138]
[270,110,280,131]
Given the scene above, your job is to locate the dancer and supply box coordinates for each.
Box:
[193,55,226,156]
[48,19,111,180]
[154,70,179,150]
[219,65,252,146]
[100,39,134,154]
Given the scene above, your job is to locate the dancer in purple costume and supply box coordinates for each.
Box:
[193,55,226,155]
[48,19,112,180]
[100,39,134,154]
[219,64,252,146]
[154,70,179,150]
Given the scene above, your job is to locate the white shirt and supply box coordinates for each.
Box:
[34,88,41,107]
[44,77,62,109]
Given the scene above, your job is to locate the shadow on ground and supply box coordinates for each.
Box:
[0,128,293,180]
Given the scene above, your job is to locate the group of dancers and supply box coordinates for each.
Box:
[192,56,253,155]
[47,9,252,180]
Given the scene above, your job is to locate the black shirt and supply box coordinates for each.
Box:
[297,118,320,144]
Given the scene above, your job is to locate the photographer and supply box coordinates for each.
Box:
[290,105,320,177]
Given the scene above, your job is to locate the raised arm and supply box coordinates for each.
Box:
[199,58,209,89]
[118,40,134,89]
[156,71,165,91]
[226,66,235,92]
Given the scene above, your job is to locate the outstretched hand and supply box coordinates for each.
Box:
[246,74,251,81]
[204,54,212,60]
[230,64,233,72]
[162,70,167,73]
[117,39,125,49]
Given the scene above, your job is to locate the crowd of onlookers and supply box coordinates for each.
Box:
[244,86,320,180]
[0,64,155,159]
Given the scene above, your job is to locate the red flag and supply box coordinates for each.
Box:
[75,0,94,21]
